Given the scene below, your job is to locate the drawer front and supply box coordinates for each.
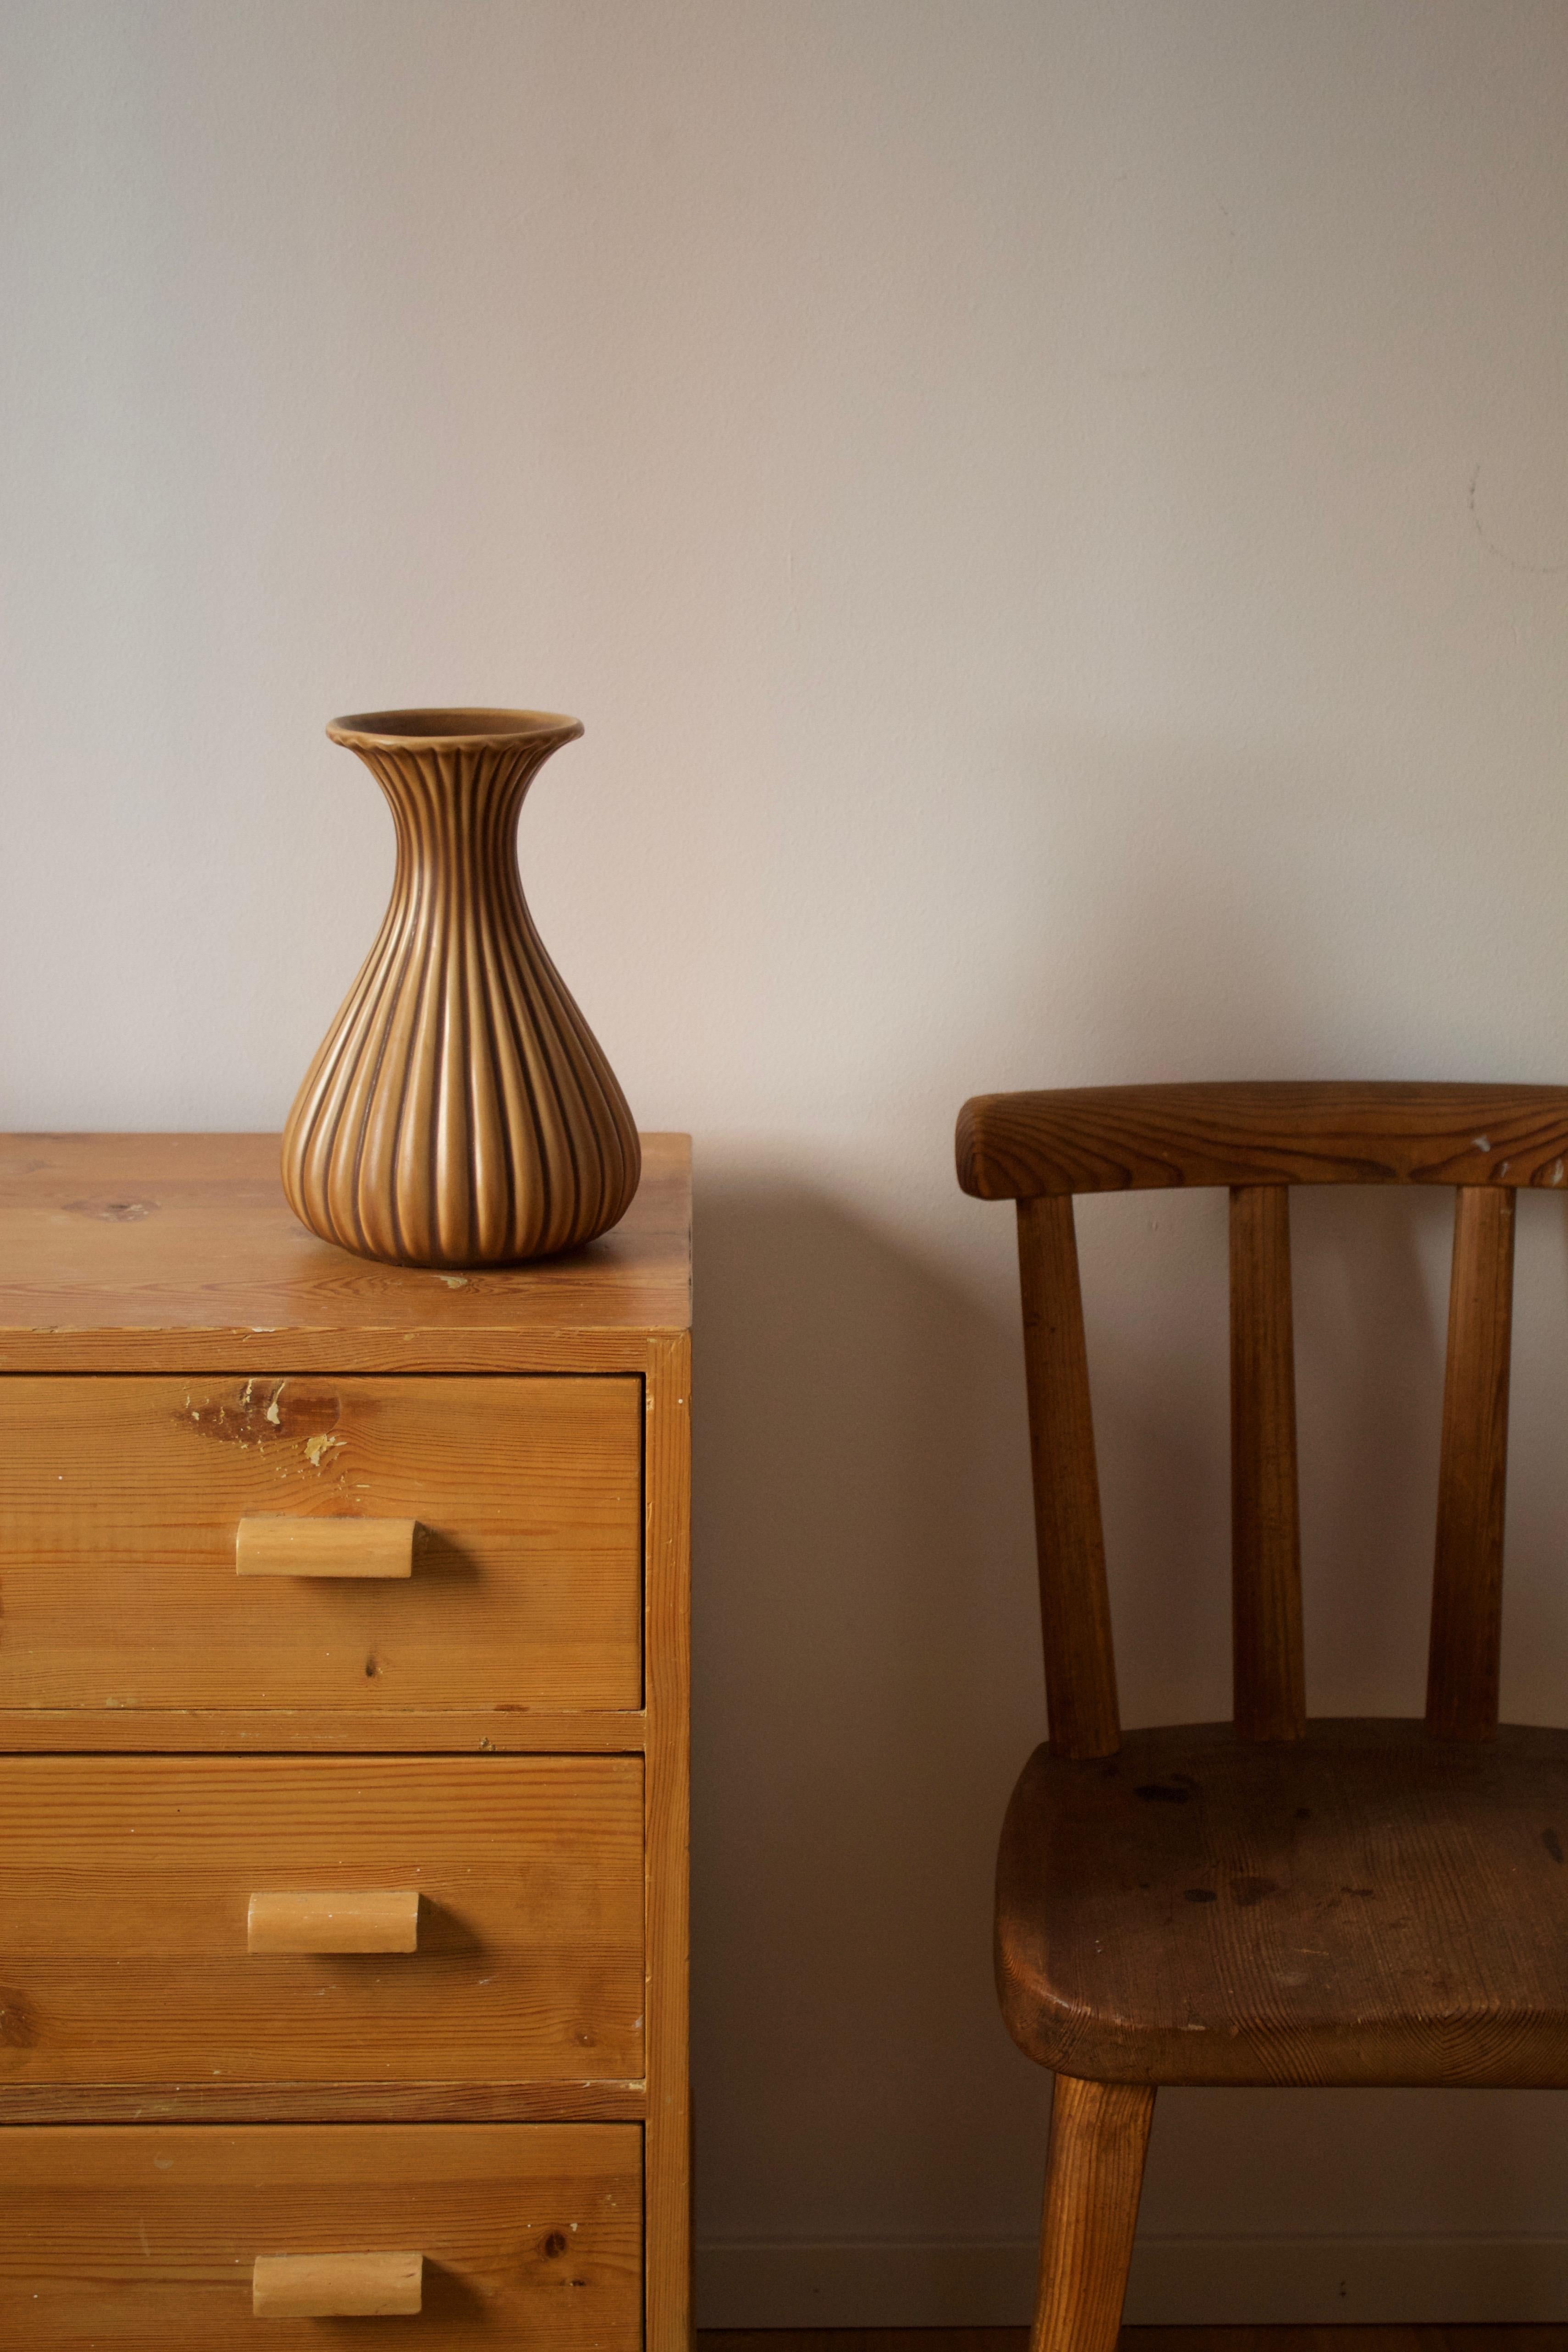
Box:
[0,1375,641,1715]
[0,1757,643,2088]
[0,2121,640,2349]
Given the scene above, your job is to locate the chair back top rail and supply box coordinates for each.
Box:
[957,1081,1568,1201]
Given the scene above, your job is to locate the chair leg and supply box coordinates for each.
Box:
[1029,2073,1156,2352]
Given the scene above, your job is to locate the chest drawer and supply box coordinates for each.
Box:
[0,1375,642,1717]
[0,2120,640,2349]
[0,1756,643,2091]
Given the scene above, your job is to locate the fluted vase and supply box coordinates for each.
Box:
[282,708,640,1267]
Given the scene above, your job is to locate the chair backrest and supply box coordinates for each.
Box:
[955,1082,1568,1761]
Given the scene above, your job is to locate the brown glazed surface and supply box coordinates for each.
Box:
[282,709,640,1266]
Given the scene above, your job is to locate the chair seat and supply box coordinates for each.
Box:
[997,1718,1568,2087]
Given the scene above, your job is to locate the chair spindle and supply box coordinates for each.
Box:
[1016,1195,1121,1760]
[1229,1185,1306,1741]
[1427,1184,1516,1740]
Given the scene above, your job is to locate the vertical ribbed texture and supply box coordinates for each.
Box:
[282,714,640,1266]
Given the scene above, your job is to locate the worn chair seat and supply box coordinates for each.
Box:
[999,1716,1568,2088]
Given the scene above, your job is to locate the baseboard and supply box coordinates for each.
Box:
[696,2235,1568,2327]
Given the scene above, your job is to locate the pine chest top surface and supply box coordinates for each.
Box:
[0,1131,691,1373]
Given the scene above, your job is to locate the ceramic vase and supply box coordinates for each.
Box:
[281,708,640,1267]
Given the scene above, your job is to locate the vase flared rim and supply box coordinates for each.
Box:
[327,707,584,751]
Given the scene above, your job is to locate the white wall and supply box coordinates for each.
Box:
[6,0,1568,2323]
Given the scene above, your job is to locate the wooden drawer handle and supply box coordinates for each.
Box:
[253,2251,423,2317]
[236,1517,417,1578]
[248,1889,420,1954]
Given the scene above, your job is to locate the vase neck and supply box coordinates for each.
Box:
[353,738,562,889]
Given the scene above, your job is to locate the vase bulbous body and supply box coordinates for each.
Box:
[281,709,640,1267]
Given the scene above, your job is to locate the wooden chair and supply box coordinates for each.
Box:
[955,1080,1568,2352]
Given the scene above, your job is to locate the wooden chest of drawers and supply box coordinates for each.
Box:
[0,1132,691,2351]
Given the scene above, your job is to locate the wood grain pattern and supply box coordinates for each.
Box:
[0,2121,641,2350]
[958,1081,1568,1199]
[1029,2074,1154,2352]
[1229,1188,1305,1742]
[253,2249,423,2317]
[282,710,640,1267]
[1016,1198,1120,1761]
[1428,1185,1517,1741]
[237,1518,417,1578]
[0,1128,691,2343]
[997,1719,1568,2087]
[643,1332,693,2352]
[0,1756,643,2089]
[0,1375,641,1717]
[0,1131,691,1375]
[0,1708,648,1754]
[961,1081,1568,2310]
[0,2080,646,2126]
[247,1890,421,1955]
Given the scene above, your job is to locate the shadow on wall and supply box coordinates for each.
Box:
[690,1172,1048,2242]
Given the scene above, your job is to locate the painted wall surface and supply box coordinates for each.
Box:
[6,0,1568,2322]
